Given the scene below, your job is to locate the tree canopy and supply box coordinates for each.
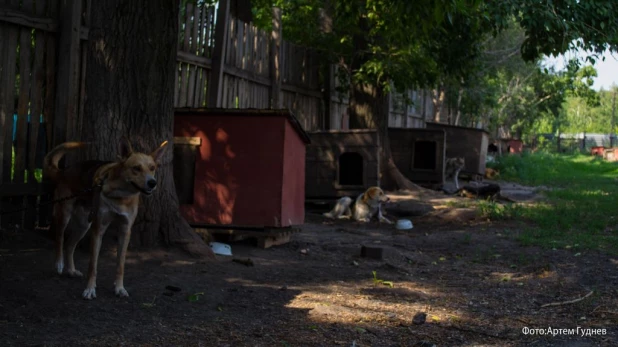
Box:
[252,0,618,89]
[190,0,618,141]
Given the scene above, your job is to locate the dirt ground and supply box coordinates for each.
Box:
[1,189,617,347]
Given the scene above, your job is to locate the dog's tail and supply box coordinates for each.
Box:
[43,142,88,182]
[323,197,353,219]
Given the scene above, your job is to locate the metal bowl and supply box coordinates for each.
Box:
[396,219,413,230]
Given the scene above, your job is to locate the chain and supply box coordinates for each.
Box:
[0,183,103,216]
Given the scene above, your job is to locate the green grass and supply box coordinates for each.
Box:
[491,151,618,254]
[10,147,43,183]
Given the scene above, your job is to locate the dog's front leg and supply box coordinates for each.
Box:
[378,204,393,224]
[113,222,132,298]
[454,169,461,190]
[82,220,109,300]
[53,202,73,274]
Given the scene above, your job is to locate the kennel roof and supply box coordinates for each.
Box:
[175,107,311,144]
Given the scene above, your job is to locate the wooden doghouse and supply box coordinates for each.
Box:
[604,148,618,162]
[388,128,446,185]
[425,122,489,176]
[173,108,310,229]
[499,138,523,154]
[591,146,605,156]
[305,130,380,198]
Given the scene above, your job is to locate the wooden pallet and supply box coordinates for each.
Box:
[193,226,299,249]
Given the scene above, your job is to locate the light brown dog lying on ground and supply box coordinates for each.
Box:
[323,186,392,224]
[485,167,500,179]
[44,138,167,300]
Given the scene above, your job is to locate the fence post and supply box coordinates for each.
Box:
[207,0,230,108]
[322,64,333,129]
[270,7,282,109]
[319,7,332,129]
[54,0,82,145]
[557,135,561,152]
[403,90,410,128]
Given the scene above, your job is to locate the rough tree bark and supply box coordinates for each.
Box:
[347,17,422,192]
[81,0,215,258]
[348,82,422,191]
[432,84,446,123]
[454,84,464,126]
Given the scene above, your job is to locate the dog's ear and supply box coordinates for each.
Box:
[150,140,169,164]
[366,187,379,200]
[361,190,369,203]
[118,137,134,160]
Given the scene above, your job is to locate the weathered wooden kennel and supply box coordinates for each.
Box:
[388,128,446,185]
[425,122,489,176]
[305,130,380,198]
[173,108,310,228]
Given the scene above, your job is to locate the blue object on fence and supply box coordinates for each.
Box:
[11,114,48,169]
[12,114,45,140]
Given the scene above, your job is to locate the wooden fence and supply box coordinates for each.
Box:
[174,0,434,131]
[0,0,436,229]
[0,0,88,229]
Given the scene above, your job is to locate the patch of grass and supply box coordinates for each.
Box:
[10,147,43,182]
[371,271,393,288]
[446,200,474,208]
[493,152,618,254]
[477,200,525,220]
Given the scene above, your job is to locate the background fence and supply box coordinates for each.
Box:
[0,0,435,229]
[173,0,435,131]
[0,0,89,229]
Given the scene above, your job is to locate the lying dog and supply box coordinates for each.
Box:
[323,186,392,224]
[485,167,500,179]
[43,138,167,300]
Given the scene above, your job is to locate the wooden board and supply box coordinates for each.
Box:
[194,226,299,249]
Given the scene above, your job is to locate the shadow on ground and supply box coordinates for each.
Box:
[1,196,617,346]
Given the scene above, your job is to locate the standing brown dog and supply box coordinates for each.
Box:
[43,138,168,299]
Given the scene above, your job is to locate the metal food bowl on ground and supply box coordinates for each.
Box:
[396,219,413,230]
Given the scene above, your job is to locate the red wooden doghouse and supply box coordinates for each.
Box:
[591,146,605,156]
[173,108,311,229]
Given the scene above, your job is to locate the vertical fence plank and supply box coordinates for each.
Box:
[187,64,197,107]
[77,0,91,146]
[174,64,180,106]
[203,6,213,57]
[191,3,199,54]
[179,63,188,107]
[39,0,59,228]
[183,2,192,52]
[0,11,20,228]
[1,25,18,185]
[207,0,230,108]
[270,7,282,109]
[196,5,205,56]
[24,1,47,229]
[177,1,184,51]
[53,0,82,147]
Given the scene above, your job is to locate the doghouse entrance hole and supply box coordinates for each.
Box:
[413,141,437,170]
[339,152,364,186]
[173,144,197,204]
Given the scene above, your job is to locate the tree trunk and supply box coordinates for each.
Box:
[454,83,464,126]
[348,81,422,191]
[347,15,422,192]
[432,84,445,123]
[81,0,214,258]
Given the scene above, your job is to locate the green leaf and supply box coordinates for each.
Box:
[187,292,204,302]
